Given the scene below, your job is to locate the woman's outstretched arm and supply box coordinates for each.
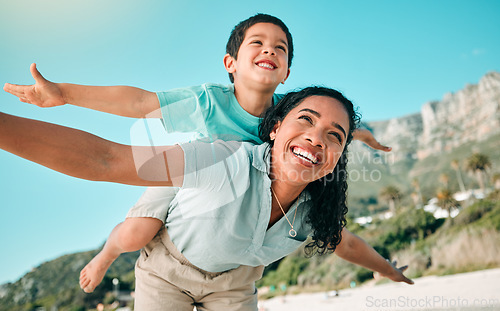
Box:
[334,228,414,284]
[0,112,184,186]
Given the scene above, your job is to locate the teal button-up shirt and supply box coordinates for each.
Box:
[166,140,313,273]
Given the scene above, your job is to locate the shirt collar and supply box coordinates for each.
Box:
[251,143,271,173]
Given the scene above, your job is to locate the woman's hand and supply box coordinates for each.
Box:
[352,128,391,152]
[374,259,414,284]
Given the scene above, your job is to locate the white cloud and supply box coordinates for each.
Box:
[472,48,486,56]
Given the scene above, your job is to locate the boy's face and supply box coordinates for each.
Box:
[224,23,290,89]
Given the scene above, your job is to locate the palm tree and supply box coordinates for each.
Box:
[436,188,460,222]
[465,153,491,192]
[379,186,402,215]
[411,192,420,207]
[451,159,466,193]
[492,173,500,190]
[411,178,424,208]
[439,173,450,188]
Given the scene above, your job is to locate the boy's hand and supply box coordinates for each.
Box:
[3,63,65,108]
[374,259,414,284]
[353,128,391,152]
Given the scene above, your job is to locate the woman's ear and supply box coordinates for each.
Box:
[270,122,281,140]
[223,54,236,74]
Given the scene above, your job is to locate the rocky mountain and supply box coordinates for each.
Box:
[348,71,500,205]
[358,71,500,162]
[419,72,500,158]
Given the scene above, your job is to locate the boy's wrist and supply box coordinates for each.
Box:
[57,83,71,104]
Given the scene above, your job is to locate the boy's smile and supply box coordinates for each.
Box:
[255,59,277,70]
[225,23,290,90]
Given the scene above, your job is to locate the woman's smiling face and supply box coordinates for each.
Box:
[269,95,350,185]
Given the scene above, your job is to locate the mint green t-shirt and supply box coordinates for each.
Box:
[157,83,283,144]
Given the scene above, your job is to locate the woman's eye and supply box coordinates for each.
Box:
[329,132,342,143]
[299,115,313,124]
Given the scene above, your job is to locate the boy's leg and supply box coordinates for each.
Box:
[79,217,163,293]
[80,187,178,293]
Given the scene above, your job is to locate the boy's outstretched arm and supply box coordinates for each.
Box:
[352,128,391,152]
[334,228,413,284]
[0,112,183,186]
[3,63,160,118]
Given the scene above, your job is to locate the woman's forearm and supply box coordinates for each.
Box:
[0,112,182,186]
[335,228,413,284]
[1,112,126,181]
[335,229,393,274]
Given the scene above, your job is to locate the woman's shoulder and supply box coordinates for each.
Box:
[210,140,255,156]
[181,140,267,175]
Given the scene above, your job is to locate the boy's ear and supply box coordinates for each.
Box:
[223,54,236,74]
[281,69,291,84]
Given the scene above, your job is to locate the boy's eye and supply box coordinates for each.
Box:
[277,45,287,52]
[251,40,262,45]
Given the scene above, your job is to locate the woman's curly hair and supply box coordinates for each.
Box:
[259,86,361,256]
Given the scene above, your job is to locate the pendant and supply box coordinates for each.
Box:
[289,228,297,237]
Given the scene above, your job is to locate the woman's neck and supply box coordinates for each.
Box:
[270,179,306,212]
[267,179,306,230]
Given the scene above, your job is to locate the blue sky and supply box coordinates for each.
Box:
[0,0,499,285]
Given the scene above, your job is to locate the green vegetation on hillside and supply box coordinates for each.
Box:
[348,133,499,216]
[0,250,138,311]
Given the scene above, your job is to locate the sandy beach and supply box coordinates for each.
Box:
[258,268,500,311]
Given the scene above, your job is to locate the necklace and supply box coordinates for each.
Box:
[271,187,298,237]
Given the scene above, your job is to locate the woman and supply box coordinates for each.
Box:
[0,86,412,310]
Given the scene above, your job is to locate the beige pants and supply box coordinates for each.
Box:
[134,228,265,310]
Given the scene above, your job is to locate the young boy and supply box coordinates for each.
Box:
[4,14,389,294]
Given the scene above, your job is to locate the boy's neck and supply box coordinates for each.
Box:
[233,82,276,117]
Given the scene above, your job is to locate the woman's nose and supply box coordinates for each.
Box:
[305,131,324,148]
